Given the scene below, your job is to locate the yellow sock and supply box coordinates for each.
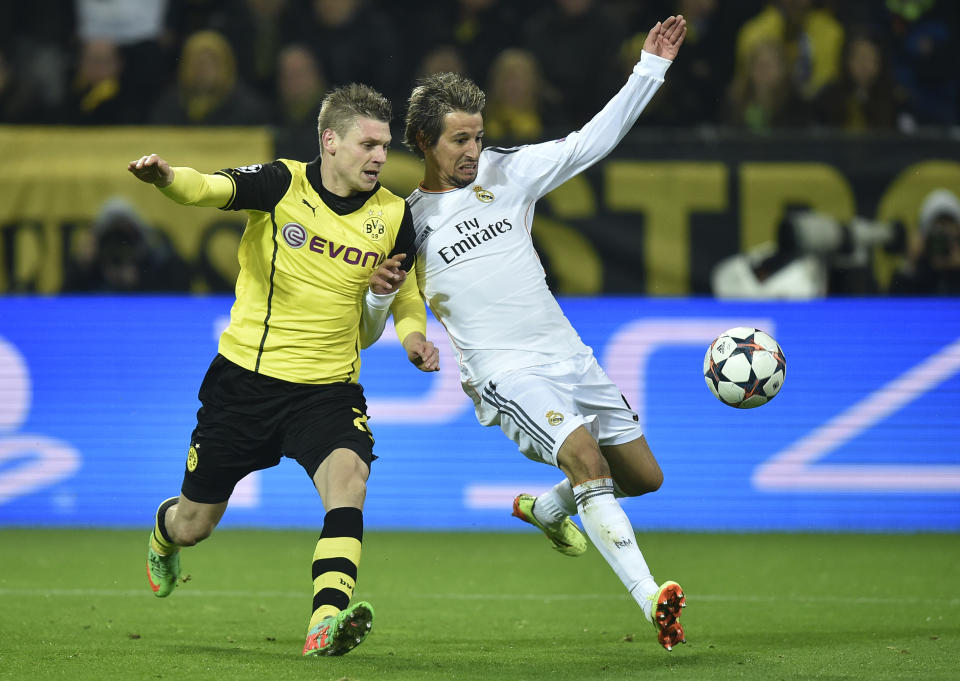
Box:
[308,507,362,630]
[151,497,180,556]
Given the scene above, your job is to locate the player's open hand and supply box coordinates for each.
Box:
[128,154,175,187]
[402,332,440,372]
[369,253,407,294]
[643,15,686,61]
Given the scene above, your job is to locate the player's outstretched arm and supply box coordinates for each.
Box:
[128,154,233,207]
[502,16,684,201]
[128,154,175,187]
[643,15,687,61]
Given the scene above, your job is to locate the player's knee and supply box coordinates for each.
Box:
[169,519,215,546]
[615,465,663,497]
[558,438,610,485]
[320,468,368,508]
[634,468,664,495]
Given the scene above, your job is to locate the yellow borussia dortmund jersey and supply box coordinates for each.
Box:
[215,157,416,384]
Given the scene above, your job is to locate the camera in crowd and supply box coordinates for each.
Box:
[712,210,906,299]
[778,211,907,270]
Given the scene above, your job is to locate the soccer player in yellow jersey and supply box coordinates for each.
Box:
[128,83,438,657]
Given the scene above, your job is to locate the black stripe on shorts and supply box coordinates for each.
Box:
[482,385,555,453]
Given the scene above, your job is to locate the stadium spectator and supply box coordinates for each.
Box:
[0,47,47,124]
[62,197,191,292]
[129,83,438,657]
[885,0,958,127]
[0,4,75,119]
[294,0,402,103]
[619,0,747,127]
[834,0,958,127]
[216,0,310,100]
[59,38,133,125]
[402,45,471,142]
[889,188,960,295]
[149,30,271,126]
[74,0,174,123]
[414,44,469,81]
[272,44,328,161]
[0,0,954,133]
[524,0,627,130]
[412,0,525,87]
[812,29,905,131]
[482,48,552,145]
[725,38,810,132]
[735,0,844,102]
[392,15,688,652]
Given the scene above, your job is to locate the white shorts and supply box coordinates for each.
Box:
[473,351,644,467]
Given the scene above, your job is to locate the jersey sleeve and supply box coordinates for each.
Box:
[391,263,427,342]
[357,265,427,349]
[158,167,235,208]
[359,288,395,349]
[359,202,424,348]
[493,50,672,199]
[215,160,292,213]
[389,203,417,272]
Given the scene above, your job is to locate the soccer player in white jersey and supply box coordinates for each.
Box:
[369,16,688,650]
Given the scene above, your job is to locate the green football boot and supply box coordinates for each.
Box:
[512,493,587,557]
[146,496,181,597]
[146,537,181,597]
[303,601,375,657]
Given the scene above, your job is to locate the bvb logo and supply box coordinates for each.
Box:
[364,216,386,240]
[473,186,495,203]
[545,410,564,426]
[187,445,198,472]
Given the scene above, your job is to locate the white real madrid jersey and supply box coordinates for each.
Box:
[407,51,672,396]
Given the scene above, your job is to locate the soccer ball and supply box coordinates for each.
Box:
[703,327,786,408]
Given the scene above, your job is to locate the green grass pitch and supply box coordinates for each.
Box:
[0,529,957,681]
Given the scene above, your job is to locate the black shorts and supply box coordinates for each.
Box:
[181,354,376,504]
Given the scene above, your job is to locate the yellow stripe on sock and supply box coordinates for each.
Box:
[150,531,177,556]
[309,605,340,629]
[312,536,362,564]
[313,571,356,598]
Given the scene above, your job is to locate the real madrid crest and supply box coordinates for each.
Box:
[545,410,564,426]
[363,209,386,240]
[473,186,495,203]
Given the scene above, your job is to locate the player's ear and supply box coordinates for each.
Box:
[415,130,430,154]
[321,128,337,155]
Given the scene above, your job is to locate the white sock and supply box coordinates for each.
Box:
[574,477,659,621]
[534,477,633,530]
[532,480,577,529]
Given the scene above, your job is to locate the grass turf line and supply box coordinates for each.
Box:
[0,529,957,681]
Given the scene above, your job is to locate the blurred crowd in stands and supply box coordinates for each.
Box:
[1,0,958,150]
[3,0,958,298]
